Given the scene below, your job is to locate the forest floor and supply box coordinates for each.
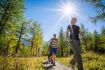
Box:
[0,52,105,70]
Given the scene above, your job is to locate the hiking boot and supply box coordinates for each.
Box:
[52,60,56,66]
[52,61,56,66]
[50,59,56,66]
[43,61,51,64]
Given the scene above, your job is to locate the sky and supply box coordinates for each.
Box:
[24,0,105,41]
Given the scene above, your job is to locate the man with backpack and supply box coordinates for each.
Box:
[66,17,84,70]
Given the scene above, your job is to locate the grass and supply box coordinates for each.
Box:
[0,57,45,70]
[0,52,105,70]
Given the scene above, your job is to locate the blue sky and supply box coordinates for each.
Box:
[24,0,104,41]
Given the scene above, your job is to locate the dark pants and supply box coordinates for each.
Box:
[70,39,84,70]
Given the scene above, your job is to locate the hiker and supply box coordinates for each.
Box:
[66,17,84,70]
[48,34,58,66]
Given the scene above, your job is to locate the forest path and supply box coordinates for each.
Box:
[43,61,73,70]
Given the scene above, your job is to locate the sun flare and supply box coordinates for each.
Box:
[59,1,78,18]
[61,4,76,17]
[47,0,79,33]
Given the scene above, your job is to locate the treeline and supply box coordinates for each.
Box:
[43,25,105,57]
[80,25,105,53]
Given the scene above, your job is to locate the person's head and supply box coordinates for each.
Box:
[71,17,77,25]
[53,34,56,38]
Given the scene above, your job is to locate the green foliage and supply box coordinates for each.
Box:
[57,52,105,70]
[58,28,66,57]
[42,42,49,56]
[84,0,105,23]
[0,0,24,34]
[80,24,92,51]
[0,56,44,70]
[1,52,104,70]
[15,21,31,54]
[83,52,105,70]
[0,0,24,56]
[21,46,32,57]
[98,27,105,53]
[58,27,72,57]
[80,24,105,53]
[29,20,43,56]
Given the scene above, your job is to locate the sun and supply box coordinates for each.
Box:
[63,5,72,15]
[59,1,78,18]
[46,0,79,34]
[48,0,78,18]
[62,4,75,16]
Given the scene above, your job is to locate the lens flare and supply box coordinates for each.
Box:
[46,0,79,35]
[60,3,77,17]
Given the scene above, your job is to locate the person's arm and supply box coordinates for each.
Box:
[56,39,60,52]
[48,46,50,53]
[66,25,70,40]
[48,39,52,53]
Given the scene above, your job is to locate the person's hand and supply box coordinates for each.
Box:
[80,31,85,36]
[48,47,50,54]
[82,31,85,34]
[58,47,60,52]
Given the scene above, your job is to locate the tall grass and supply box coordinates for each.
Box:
[0,52,105,70]
[57,52,105,70]
[0,57,45,70]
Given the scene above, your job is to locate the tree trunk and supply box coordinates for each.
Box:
[36,46,38,57]
[85,44,88,51]
[61,45,63,57]
[15,35,21,54]
[37,48,40,57]
[31,41,33,56]
[15,24,23,54]
[5,41,10,56]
